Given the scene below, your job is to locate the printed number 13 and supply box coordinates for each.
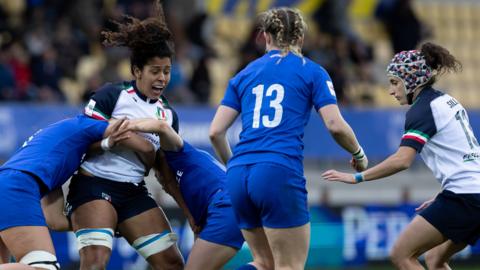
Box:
[252,84,284,128]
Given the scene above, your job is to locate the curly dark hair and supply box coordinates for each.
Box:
[421,42,462,75]
[101,0,174,75]
[421,42,462,86]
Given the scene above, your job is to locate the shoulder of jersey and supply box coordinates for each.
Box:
[91,81,132,96]
[408,88,444,115]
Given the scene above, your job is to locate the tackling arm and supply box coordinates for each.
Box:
[209,105,239,165]
[154,150,200,233]
[128,119,183,152]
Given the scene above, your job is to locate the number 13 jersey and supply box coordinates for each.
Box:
[221,50,337,175]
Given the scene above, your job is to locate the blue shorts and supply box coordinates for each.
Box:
[0,169,48,231]
[420,189,480,245]
[227,163,309,229]
[66,173,158,223]
[199,190,244,249]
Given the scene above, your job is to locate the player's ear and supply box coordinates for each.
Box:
[263,32,271,45]
[133,65,142,79]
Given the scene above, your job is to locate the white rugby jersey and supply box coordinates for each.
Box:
[81,81,178,183]
[400,87,480,193]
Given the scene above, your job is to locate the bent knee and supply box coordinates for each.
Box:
[79,246,112,270]
[425,251,448,269]
[80,257,110,270]
[253,260,274,270]
[389,248,405,267]
[150,256,184,270]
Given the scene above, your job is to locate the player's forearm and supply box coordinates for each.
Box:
[155,154,194,222]
[130,119,166,133]
[209,105,238,164]
[118,133,155,155]
[362,153,410,181]
[163,180,194,220]
[328,120,361,154]
[319,105,362,154]
[129,119,183,151]
[210,132,232,165]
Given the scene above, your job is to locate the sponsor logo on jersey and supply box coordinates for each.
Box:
[326,81,336,97]
[176,170,183,183]
[463,152,480,162]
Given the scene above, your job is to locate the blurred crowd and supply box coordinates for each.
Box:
[0,0,427,106]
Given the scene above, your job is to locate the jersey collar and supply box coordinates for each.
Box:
[415,86,434,100]
[132,80,158,104]
[267,49,282,57]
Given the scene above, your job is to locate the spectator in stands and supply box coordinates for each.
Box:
[30,46,65,102]
[8,42,33,100]
[323,43,480,270]
[311,0,374,104]
[375,0,429,53]
[0,47,15,100]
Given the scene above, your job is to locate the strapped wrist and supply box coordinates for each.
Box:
[101,137,111,151]
[352,146,365,160]
[354,172,364,183]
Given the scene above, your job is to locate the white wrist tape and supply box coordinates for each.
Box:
[101,137,111,151]
[352,146,365,160]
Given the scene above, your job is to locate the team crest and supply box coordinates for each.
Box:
[156,107,167,120]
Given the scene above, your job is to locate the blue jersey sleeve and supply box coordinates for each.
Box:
[311,67,337,111]
[400,103,437,153]
[220,78,241,112]
[78,115,108,141]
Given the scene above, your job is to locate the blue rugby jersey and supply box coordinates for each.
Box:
[221,50,337,174]
[163,141,225,224]
[0,115,107,190]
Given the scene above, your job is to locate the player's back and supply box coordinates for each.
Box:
[163,141,225,223]
[0,115,107,190]
[222,50,337,174]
